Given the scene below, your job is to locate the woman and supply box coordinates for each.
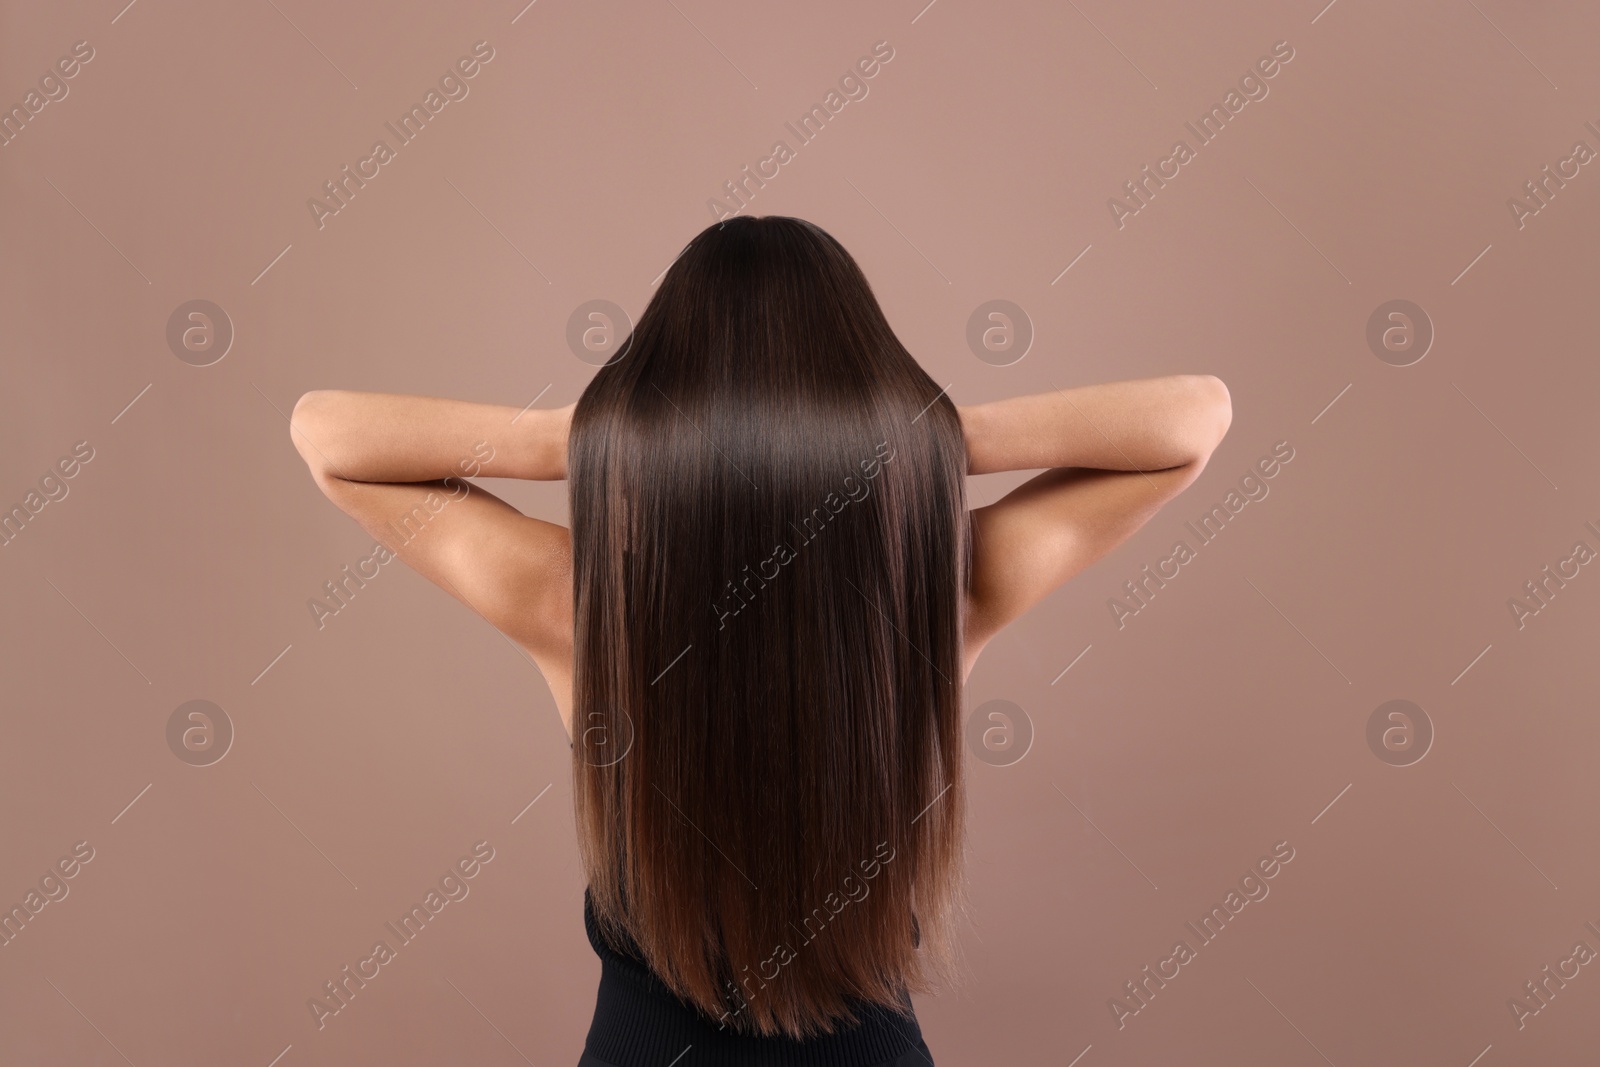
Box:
[290,215,1230,1065]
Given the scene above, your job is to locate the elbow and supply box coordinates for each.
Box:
[1181,374,1231,462]
[290,388,335,426]
[289,390,342,476]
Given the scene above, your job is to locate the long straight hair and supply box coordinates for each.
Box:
[568,215,969,1039]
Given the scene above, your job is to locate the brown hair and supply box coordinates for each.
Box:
[568,215,969,1039]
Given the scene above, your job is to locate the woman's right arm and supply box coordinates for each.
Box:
[956,375,1231,665]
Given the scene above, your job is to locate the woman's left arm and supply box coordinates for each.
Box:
[288,390,577,689]
[289,390,571,482]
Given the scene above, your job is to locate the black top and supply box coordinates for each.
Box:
[581,887,930,1066]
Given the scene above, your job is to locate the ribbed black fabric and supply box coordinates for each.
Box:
[580,887,933,1066]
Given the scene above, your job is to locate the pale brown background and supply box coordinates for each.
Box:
[4,0,1599,1064]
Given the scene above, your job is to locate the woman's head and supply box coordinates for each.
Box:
[567,215,969,1038]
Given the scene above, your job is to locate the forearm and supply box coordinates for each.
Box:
[289,390,571,482]
[959,375,1230,475]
